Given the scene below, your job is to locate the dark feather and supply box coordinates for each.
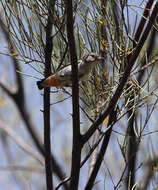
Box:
[36,78,45,90]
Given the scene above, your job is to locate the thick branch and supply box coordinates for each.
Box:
[134,0,154,44]
[43,1,55,189]
[65,0,81,189]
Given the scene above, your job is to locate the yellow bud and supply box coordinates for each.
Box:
[60,1,65,7]
[96,76,100,82]
[103,72,107,78]
[103,117,109,125]
[153,167,158,171]
[97,20,104,26]
[101,5,106,11]
[98,100,102,105]
[103,92,108,99]
[0,97,5,107]
[102,39,106,46]
[119,51,123,56]
[127,48,132,55]
[56,16,61,24]
[11,52,18,57]
[105,42,110,47]
[29,43,34,49]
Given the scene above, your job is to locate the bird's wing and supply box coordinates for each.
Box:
[57,65,72,78]
[57,60,83,77]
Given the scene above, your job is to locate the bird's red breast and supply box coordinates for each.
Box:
[45,74,60,87]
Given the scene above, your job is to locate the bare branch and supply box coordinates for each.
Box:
[84,109,116,189]
[43,1,56,189]
[65,0,81,189]
[88,128,102,178]
[0,81,14,98]
[0,120,44,165]
[134,0,154,44]
[130,56,158,77]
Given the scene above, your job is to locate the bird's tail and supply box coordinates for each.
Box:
[36,79,45,90]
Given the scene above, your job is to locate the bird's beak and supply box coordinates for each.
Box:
[98,56,104,61]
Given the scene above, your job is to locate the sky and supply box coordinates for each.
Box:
[0,1,158,189]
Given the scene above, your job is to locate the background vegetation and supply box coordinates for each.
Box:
[0,0,158,189]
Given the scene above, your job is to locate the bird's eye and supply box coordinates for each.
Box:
[91,54,96,58]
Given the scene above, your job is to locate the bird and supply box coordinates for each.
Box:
[37,52,104,90]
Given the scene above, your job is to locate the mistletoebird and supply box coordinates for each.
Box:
[37,52,104,90]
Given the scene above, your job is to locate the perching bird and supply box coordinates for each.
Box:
[37,52,103,90]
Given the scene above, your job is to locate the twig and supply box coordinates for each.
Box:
[0,120,44,165]
[55,177,70,190]
[126,9,157,188]
[114,164,128,190]
[0,165,44,173]
[55,132,104,190]
[130,56,158,77]
[81,1,158,146]
[81,133,104,168]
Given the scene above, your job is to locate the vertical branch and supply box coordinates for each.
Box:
[126,27,156,190]
[44,1,55,189]
[85,109,116,190]
[65,0,81,189]
[134,0,154,44]
[137,27,156,84]
[126,1,155,189]
[125,103,137,189]
[88,128,101,178]
[0,11,68,190]
[87,0,108,178]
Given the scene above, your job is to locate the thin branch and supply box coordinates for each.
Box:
[84,109,116,190]
[126,20,157,189]
[55,177,70,190]
[81,1,158,145]
[130,56,158,77]
[0,12,68,190]
[81,133,104,168]
[126,103,137,189]
[55,133,104,190]
[88,128,102,178]
[0,14,24,104]
[1,133,27,190]
[0,120,44,165]
[114,164,128,190]
[0,165,44,173]
[0,81,14,98]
